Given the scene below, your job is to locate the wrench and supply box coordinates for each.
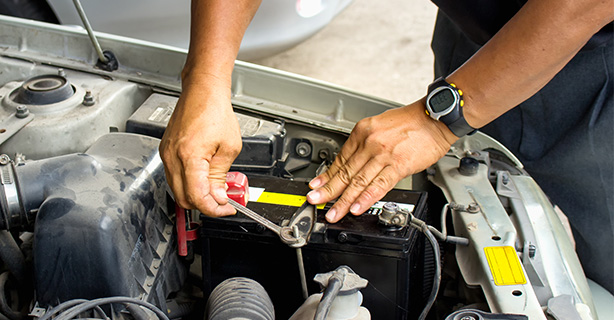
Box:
[227,198,313,248]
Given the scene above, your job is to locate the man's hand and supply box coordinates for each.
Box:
[160,81,242,217]
[306,100,457,223]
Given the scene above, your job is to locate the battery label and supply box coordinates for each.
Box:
[250,188,325,209]
[485,246,527,286]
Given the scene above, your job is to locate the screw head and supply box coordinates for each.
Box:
[467,202,480,213]
[295,142,311,158]
[0,155,10,165]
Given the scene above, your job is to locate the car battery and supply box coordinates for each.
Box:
[199,175,429,320]
[126,93,286,173]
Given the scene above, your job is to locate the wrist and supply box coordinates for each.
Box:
[412,100,459,147]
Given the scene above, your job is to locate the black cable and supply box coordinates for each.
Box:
[54,297,168,320]
[419,227,441,320]
[408,214,442,320]
[313,276,343,320]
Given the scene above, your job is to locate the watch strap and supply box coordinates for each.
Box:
[443,105,476,137]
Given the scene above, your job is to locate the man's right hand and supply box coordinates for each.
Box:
[159,80,242,217]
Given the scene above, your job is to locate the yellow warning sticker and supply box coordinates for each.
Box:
[484,246,527,286]
[255,191,326,209]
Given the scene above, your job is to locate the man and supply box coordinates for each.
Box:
[159,0,613,293]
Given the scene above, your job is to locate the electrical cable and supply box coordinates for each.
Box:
[408,214,442,320]
[440,203,450,238]
[56,297,168,320]
[40,297,167,320]
[38,299,107,320]
[419,227,441,320]
[313,275,343,320]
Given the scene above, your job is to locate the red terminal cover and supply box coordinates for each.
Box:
[226,171,249,206]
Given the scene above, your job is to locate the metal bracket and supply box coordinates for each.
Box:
[0,112,34,146]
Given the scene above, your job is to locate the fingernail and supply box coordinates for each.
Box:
[307,190,320,203]
[325,208,336,222]
[350,203,361,214]
[309,178,322,189]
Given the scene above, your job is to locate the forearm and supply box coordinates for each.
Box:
[447,0,614,128]
[182,0,261,89]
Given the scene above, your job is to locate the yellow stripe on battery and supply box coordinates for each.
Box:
[484,246,527,286]
[255,191,326,209]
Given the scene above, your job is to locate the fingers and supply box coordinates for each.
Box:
[307,133,363,202]
[182,155,236,217]
[318,159,400,223]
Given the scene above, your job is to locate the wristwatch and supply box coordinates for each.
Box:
[425,77,476,137]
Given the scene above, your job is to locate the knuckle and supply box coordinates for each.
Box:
[226,136,243,156]
[334,195,354,209]
[336,166,353,186]
[350,173,370,189]
[319,183,339,199]
[176,198,194,210]
[367,175,394,198]
[360,187,381,204]
[176,145,194,163]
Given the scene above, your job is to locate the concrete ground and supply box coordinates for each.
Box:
[251,0,438,105]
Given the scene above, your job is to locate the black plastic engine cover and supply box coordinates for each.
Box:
[15,134,186,309]
[126,93,286,174]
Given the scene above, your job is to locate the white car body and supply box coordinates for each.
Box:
[46,0,353,60]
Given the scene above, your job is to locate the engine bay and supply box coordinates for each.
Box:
[0,14,602,320]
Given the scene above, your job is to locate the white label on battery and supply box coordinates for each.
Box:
[148,107,173,123]
[248,187,265,202]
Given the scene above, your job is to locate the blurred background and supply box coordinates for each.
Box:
[253,0,437,104]
[1,0,437,104]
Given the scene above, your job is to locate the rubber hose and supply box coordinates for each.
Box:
[167,302,193,319]
[206,278,274,320]
[0,232,26,285]
[0,272,23,320]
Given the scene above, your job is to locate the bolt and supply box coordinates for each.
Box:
[502,174,510,185]
[147,283,152,287]
[57,68,66,77]
[15,105,29,119]
[528,244,536,258]
[0,155,10,165]
[460,316,476,320]
[338,232,348,243]
[255,224,266,233]
[459,156,479,176]
[426,167,436,176]
[318,149,330,160]
[82,90,95,106]
[295,142,311,158]
[467,202,480,213]
[391,215,404,226]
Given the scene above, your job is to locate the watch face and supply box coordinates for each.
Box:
[429,88,455,113]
